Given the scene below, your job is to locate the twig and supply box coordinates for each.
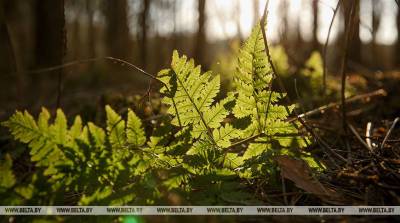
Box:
[260,1,309,140]
[288,89,386,122]
[19,56,183,128]
[381,117,400,149]
[366,122,373,150]
[348,123,372,152]
[322,0,341,96]
[259,0,275,133]
[24,57,163,86]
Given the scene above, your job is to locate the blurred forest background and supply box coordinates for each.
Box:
[0,0,399,119]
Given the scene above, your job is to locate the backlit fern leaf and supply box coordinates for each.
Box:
[233,24,278,133]
[159,50,232,142]
[106,105,127,149]
[232,23,305,163]
[2,108,65,173]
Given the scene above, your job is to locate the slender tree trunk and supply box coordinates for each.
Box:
[172,0,178,50]
[342,0,361,64]
[235,0,242,40]
[104,0,131,60]
[195,0,206,66]
[86,0,95,60]
[0,0,17,74]
[139,0,150,69]
[279,0,289,48]
[0,0,22,102]
[396,3,400,66]
[72,10,80,60]
[312,0,319,50]
[372,0,381,68]
[35,0,66,107]
[35,0,65,69]
[253,0,260,26]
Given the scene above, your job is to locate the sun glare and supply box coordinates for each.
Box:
[203,0,397,45]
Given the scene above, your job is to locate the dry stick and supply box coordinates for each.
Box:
[322,0,341,96]
[366,122,373,150]
[27,57,160,85]
[288,89,387,122]
[348,123,372,152]
[381,117,400,149]
[260,1,346,164]
[102,57,184,129]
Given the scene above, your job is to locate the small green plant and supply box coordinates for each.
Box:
[1,23,319,206]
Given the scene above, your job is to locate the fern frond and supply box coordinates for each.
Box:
[127,109,146,147]
[2,109,64,169]
[3,110,42,144]
[0,154,16,189]
[159,50,232,142]
[213,124,240,148]
[232,23,308,164]
[233,24,274,132]
[106,105,127,149]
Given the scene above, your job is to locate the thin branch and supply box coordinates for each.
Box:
[322,0,341,96]
[366,122,373,150]
[381,117,400,149]
[259,0,274,133]
[25,57,163,85]
[288,89,387,122]
[348,123,372,152]
[19,56,183,128]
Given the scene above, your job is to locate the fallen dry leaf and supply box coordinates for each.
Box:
[276,155,343,203]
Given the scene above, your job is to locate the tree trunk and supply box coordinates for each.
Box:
[342,0,361,64]
[139,0,150,69]
[195,0,206,66]
[253,0,259,26]
[396,3,400,66]
[0,0,17,74]
[0,0,22,103]
[372,0,381,68]
[86,0,95,60]
[172,0,178,50]
[35,0,65,69]
[35,0,65,107]
[279,0,289,48]
[312,0,319,50]
[104,0,131,60]
[235,0,242,40]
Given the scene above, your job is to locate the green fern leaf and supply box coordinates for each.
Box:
[213,124,240,148]
[51,109,68,145]
[159,50,232,143]
[2,110,41,144]
[105,105,127,149]
[0,154,16,189]
[233,24,275,132]
[127,108,146,147]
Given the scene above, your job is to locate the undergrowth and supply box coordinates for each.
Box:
[1,23,321,207]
